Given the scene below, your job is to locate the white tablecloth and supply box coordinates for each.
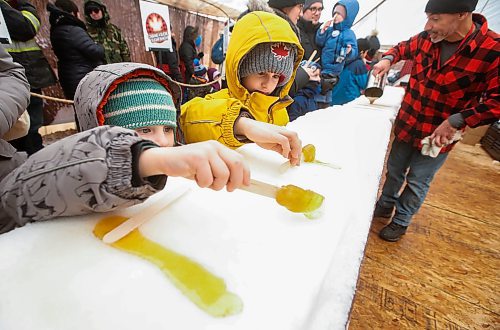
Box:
[0,87,404,330]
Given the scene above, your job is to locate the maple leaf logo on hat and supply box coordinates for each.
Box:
[271,43,290,61]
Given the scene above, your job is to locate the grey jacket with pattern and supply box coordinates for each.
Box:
[0,62,181,234]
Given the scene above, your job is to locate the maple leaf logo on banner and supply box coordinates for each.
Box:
[271,43,290,61]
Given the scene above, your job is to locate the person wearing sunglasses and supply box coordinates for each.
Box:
[84,0,131,64]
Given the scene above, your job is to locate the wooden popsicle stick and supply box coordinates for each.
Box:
[279,157,341,173]
[305,49,317,67]
[279,160,293,174]
[102,186,191,244]
[279,151,307,173]
[239,179,279,199]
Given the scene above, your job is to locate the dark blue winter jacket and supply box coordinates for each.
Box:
[331,55,368,105]
[316,0,359,75]
[288,82,320,122]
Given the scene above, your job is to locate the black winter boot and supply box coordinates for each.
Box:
[379,221,407,242]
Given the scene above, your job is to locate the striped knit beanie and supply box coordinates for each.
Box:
[103,77,177,130]
[239,42,297,87]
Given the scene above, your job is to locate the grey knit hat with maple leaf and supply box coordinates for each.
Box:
[239,42,297,87]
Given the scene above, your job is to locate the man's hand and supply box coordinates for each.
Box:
[430,119,458,147]
[138,141,250,192]
[372,58,391,76]
[235,117,302,166]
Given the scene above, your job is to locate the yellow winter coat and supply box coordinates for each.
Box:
[180,11,304,148]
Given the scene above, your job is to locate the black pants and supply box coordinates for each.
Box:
[10,88,44,156]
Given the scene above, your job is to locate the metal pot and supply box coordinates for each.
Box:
[365,70,387,104]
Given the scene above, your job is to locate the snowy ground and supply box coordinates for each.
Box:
[0,88,404,330]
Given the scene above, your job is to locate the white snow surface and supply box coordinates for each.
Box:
[0,87,404,330]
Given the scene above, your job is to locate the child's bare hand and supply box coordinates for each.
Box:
[304,66,321,82]
[320,19,333,33]
[139,141,250,192]
[235,117,302,166]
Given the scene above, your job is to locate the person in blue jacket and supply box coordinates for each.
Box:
[331,38,369,105]
[315,0,359,106]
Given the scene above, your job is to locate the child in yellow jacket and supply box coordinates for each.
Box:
[180,11,305,166]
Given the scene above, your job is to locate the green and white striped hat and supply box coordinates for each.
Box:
[103,77,177,130]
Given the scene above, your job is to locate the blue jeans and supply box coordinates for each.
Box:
[377,139,448,227]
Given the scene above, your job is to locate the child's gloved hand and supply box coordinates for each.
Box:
[320,73,339,94]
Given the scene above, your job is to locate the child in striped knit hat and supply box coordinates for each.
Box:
[75,63,180,147]
[102,77,178,147]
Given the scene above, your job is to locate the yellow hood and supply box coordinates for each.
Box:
[226,11,304,102]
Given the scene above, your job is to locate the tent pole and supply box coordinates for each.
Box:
[353,0,387,27]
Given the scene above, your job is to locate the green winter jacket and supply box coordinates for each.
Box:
[84,0,131,64]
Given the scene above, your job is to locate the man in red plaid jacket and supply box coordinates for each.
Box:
[371,0,499,242]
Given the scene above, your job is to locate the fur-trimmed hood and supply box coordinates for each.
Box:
[74,63,182,131]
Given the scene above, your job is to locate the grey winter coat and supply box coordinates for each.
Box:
[0,47,30,181]
[0,62,180,234]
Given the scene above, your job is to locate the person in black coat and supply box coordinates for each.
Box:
[154,30,183,82]
[297,0,323,60]
[47,0,104,100]
[266,0,318,98]
[178,26,202,83]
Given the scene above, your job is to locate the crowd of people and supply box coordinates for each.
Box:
[0,0,498,242]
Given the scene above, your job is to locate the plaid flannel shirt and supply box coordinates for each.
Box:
[385,14,499,153]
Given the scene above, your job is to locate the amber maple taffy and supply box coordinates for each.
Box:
[280,144,341,173]
[94,188,242,317]
[94,216,243,317]
[241,180,325,219]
